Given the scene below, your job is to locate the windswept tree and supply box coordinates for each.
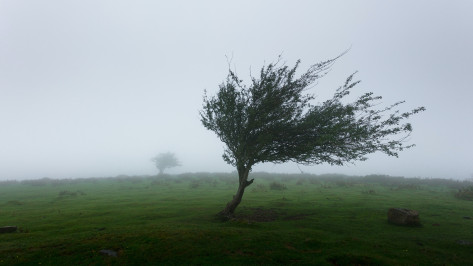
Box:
[151,152,180,175]
[200,55,425,218]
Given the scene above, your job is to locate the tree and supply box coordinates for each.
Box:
[200,55,425,218]
[151,152,180,175]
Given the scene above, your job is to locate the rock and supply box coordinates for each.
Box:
[457,240,472,245]
[0,226,17,233]
[99,249,118,257]
[387,208,420,226]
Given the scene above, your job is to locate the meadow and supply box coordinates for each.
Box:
[1,173,472,265]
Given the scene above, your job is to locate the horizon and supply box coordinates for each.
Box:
[3,171,472,183]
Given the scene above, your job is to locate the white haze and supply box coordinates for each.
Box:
[1,1,472,180]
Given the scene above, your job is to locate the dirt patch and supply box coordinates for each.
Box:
[236,207,283,222]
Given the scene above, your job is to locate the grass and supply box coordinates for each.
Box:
[0,173,472,265]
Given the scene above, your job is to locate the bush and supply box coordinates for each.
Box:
[455,186,473,200]
[269,181,287,191]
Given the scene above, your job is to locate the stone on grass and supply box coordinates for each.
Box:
[99,249,118,257]
[457,240,472,246]
[387,208,420,226]
[0,226,17,233]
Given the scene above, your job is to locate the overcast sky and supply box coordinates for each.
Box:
[1,0,472,180]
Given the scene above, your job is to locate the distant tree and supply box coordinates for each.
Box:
[151,152,180,175]
[200,55,425,218]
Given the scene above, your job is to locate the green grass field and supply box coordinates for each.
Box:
[1,173,472,265]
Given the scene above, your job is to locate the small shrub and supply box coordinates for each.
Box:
[455,186,473,200]
[269,181,287,191]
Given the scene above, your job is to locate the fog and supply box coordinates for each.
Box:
[1,1,472,180]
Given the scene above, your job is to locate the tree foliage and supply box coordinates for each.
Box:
[200,55,425,216]
[151,152,180,175]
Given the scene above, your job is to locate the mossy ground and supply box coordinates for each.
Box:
[1,173,472,265]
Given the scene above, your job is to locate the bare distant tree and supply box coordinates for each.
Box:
[151,152,180,175]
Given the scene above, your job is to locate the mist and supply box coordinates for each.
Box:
[1,1,472,180]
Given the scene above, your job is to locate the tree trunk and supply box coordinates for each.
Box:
[218,167,254,220]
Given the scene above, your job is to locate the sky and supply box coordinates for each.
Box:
[1,0,472,180]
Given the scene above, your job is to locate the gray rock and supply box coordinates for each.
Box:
[387,208,420,226]
[457,240,472,245]
[0,226,17,233]
[99,249,118,257]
